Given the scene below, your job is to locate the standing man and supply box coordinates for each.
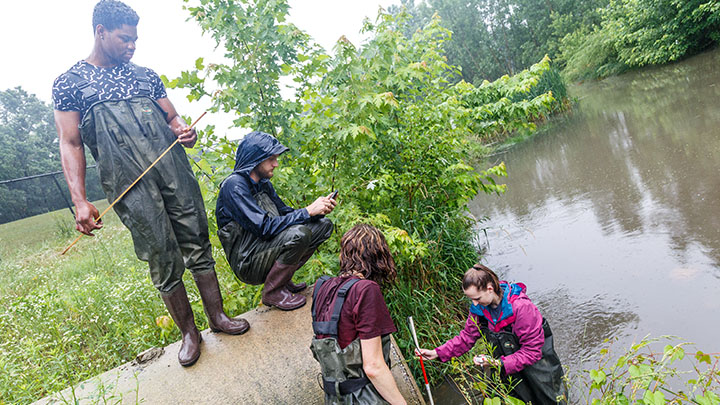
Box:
[52,0,248,367]
[216,131,336,311]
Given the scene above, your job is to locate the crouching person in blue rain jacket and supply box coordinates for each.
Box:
[216,131,336,310]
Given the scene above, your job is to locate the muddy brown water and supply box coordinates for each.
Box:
[459,49,720,401]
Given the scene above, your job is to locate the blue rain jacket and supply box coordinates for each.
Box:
[216,131,310,239]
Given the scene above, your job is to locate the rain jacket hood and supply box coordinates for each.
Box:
[233,131,289,176]
[216,130,311,237]
[470,281,526,332]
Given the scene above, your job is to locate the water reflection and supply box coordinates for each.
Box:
[470,49,720,380]
[532,289,639,367]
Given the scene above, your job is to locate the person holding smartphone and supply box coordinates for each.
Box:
[216,131,337,311]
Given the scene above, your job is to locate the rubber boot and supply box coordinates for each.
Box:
[262,261,306,310]
[286,279,307,293]
[285,249,316,293]
[193,271,250,335]
[161,283,202,367]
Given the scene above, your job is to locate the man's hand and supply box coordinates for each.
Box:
[157,98,198,148]
[415,348,438,361]
[173,124,197,148]
[75,200,103,236]
[305,194,337,216]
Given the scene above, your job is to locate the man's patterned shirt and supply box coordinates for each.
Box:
[52,60,167,116]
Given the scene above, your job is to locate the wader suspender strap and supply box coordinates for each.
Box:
[311,276,370,397]
[66,63,152,108]
[67,68,98,106]
[311,276,361,337]
[132,64,152,96]
[310,275,331,332]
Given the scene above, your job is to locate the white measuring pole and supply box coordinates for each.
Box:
[408,316,435,405]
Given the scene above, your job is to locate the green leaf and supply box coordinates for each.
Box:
[695,391,720,405]
[590,369,607,385]
[642,390,666,405]
[506,397,525,405]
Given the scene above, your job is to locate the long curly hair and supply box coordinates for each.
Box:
[339,224,396,285]
[92,0,139,32]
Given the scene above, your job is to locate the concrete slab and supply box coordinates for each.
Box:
[36,287,425,404]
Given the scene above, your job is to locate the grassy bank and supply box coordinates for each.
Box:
[0,204,272,404]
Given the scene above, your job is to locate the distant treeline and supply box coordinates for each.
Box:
[0,87,104,224]
[391,0,720,82]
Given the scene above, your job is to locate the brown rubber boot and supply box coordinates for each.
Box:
[285,250,315,293]
[262,261,306,310]
[161,283,202,367]
[286,280,307,293]
[193,271,250,335]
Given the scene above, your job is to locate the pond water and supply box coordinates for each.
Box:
[467,49,720,396]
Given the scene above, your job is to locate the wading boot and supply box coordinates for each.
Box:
[161,283,202,367]
[262,261,306,310]
[286,280,307,293]
[285,250,316,293]
[193,271,250,335]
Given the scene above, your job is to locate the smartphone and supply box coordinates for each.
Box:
[329,190,339,199]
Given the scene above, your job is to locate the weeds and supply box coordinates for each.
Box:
[427,335,720,405]
[0,208,264,404]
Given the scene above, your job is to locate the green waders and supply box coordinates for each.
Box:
[79,96,214,293]
[217,190,333,285]
[482,319,568,404]
[310,276,391,405]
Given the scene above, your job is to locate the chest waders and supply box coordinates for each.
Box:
[218,189,333,286]
[69,65,214,293]
[481,319,568,405]
[310,276,391,405]
[217,190,285,284]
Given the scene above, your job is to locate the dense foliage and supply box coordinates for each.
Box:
[169,0,562,392]
[561,0,720,81]
[389,0,608,83]
[0,87,104,224]
[391,0,720,83]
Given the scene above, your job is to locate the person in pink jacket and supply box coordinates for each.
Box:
[416,264,567,404]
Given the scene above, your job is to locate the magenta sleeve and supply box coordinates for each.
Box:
[435,312,483,362]
[500,298,544,374]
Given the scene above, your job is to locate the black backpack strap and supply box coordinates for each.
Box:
[323,376,371,397]
[130,63,152,97]
[67,67,99,105]
[311,275,332,322]
[312,277,361,337]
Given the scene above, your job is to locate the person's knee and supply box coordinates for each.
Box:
[316,218,334,240]
[149,255,186,293]
[284,225,312,249]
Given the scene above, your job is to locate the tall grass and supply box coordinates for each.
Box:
[384,212,482,384]
[0,206,262,404]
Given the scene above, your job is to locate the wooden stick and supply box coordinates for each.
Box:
[61,112,207,255]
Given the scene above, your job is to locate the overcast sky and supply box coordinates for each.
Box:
[0,0,395,137]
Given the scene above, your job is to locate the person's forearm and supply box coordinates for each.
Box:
[167,114,185,132]
[60,139,88,205]
[366,363,406,405]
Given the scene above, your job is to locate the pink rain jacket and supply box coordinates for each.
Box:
[434,282,545,375]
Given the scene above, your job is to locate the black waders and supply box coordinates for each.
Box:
[481,319,568,404]
[310,276,391,405]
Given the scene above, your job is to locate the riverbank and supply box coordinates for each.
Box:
[34,287,425,405]
[468,47,720,402]
[0,205,275,403]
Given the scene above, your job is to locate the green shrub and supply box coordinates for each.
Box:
[562,0,720,81]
